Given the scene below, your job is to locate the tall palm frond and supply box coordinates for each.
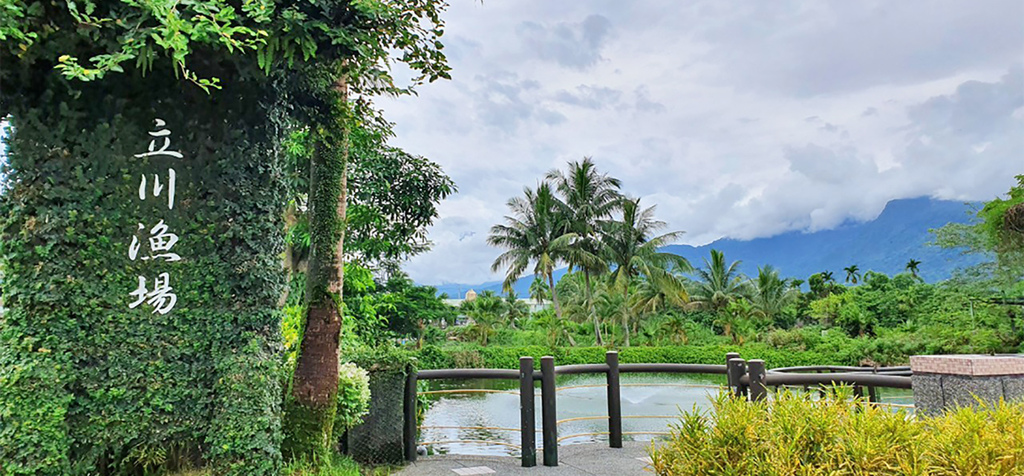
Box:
[599,197,691,346]
[689,249,752,314]
[750,265,798,323]
[545,157,624,344]
[488,182,573,317]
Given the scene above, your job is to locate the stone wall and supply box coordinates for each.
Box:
[911,354,1024,415]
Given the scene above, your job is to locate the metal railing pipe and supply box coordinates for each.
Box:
[541,356,558,467]
[606,351,622,449]
[519,357,537,467]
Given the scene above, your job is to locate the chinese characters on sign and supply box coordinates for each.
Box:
[128,119,182,315]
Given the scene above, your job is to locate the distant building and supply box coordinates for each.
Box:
[464,289,477,301]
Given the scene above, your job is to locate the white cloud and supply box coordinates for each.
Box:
[379,1,1023,285]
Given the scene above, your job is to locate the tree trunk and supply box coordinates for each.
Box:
[548,272,564,318]
[284,78,349,462]
[585,270,603,345]
[622,283,631,347]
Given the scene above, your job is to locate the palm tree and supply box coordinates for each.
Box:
[821,270,835,283]
[716,299,753,344]
[630,276,688,318]
[689,249,752,315]
[750,265,798,323]
[843,265,861,284]
[546,158,623,344]
[659,313,690,345]
[460,294,503,345]
[488,182,573,318]
[533,311,577,347]
[529,276,550,305]
[594,288,630,347]
[600,197,691,346]
[503,290,529,328]
[905,259,922,279]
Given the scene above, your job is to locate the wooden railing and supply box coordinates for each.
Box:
[403,351,914,468]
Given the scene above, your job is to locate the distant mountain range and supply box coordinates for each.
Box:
[427,197,986,298]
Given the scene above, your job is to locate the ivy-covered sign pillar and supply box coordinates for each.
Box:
[0,64,287,475]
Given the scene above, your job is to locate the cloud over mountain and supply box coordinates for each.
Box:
[377,1,1023,285]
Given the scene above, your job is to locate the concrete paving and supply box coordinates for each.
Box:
[394,442,657,475]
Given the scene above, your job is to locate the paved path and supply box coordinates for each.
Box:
[394,442,657,475]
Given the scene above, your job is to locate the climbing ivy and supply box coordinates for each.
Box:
[0,64,287,475]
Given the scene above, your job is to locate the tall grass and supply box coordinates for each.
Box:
[650,390,1024,476]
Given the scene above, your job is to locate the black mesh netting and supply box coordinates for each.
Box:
[346,370,406,465]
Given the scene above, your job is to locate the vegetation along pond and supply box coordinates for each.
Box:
[418,372,915,456]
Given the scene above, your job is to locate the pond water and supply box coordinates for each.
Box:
[418,372,915,457]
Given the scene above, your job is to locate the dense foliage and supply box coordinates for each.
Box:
[1,0,454,471]
[0,69,287,475]
[651,391,1024,475]
[429,167,1024,367]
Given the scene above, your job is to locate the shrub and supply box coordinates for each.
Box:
[650,391,1024,475]
[334,364,370,434]
[414,344,842,370]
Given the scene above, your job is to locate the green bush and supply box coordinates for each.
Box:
[334,364,370,434]
[651,391,1024,475]
[414,344,844,370]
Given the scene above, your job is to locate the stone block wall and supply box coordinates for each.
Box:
[911,354,1024,415]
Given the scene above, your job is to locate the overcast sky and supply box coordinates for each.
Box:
[377,0,1024,285]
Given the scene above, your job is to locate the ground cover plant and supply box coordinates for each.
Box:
[650,390,1024,476]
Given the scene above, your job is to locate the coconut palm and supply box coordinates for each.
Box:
[594,289,630,346]
[844,265,861,284]
[600,197,692,346]
[905,259,922,279]
[529,276,550,305]
[689,249,752,314]
[630,276,688,317]
[546,158,623,344]
[750,265,798,323]
[488,182,573,318]
[460,294,503,345]
[503,290,529,328]
[659,313,690,345]
[533,311,577,347]
[716,299,753,344]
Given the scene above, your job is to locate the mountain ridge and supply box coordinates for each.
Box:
[426,197,983,298]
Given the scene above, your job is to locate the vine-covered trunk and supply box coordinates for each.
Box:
[284,78,349,461]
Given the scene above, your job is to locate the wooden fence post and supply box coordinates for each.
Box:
[606,351,622,449]
[541,356,558,467]
[725,352,740,389]
[403,370,418,462]
[748,360,767,402]
[727,358,747,398]
[520,357,537,467]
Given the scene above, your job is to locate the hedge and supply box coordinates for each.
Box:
[415,344,848,371]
